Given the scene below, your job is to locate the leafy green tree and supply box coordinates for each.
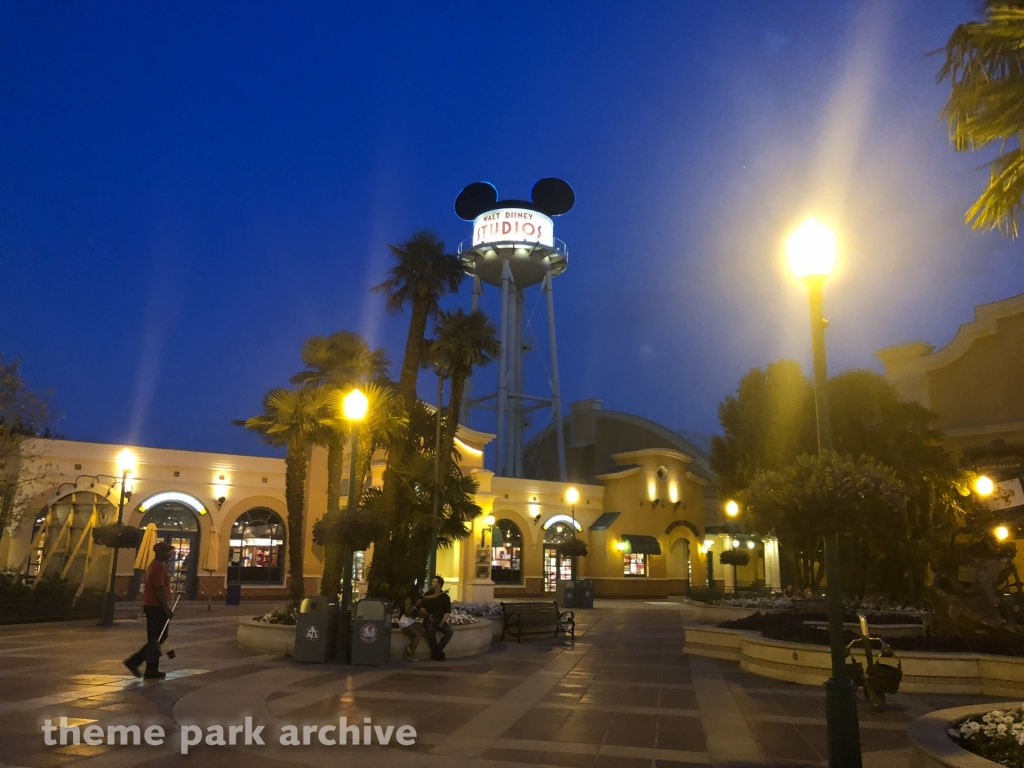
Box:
[430,309,501,482]
[939,2,1024,236]
[238,386,328,604]
[0,357,53,547]
[711,363,973,600]
[710,359,815,496]
[742,453,907,596]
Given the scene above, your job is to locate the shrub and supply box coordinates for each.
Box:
[254,604,297,625]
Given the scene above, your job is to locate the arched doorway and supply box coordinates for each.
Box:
[491,520,523,584]
[228,508,285,584]
[543,521,577,593]
[140,503,200,599]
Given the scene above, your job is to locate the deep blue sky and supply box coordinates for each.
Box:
[1,1,1020,460]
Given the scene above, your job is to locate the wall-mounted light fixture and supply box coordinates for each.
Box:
[650,498,661,509]
[216,496,227,510]
[615,541,628,552]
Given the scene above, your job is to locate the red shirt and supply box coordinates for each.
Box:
[143,559,171,607]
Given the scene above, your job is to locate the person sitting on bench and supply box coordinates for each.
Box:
[419,575,452,661]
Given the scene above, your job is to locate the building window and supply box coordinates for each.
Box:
[228,508,285,584]
[624,553,647,577]
[491,520,523,584]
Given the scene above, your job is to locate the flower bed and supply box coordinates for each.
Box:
[452,600,503,618]
[950,707,1024,767]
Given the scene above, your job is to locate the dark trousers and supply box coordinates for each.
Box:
[126,605,169,671]
[423,616,452,655]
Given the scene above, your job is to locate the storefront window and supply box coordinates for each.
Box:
[624,553,647,576]
[352,551,365,581]
[491,520,523,584]
[543,522,576,592]
[228,508,285,584]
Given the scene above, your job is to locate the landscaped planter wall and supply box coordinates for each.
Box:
[684,625,1024,696]
[679,600,788,624]
[239,617,494,660]
[909,701,1024,768]
[237,618,295,656]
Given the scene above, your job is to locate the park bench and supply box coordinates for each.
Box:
[499,601,575,643]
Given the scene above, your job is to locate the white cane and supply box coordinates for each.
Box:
[159,593,182,660]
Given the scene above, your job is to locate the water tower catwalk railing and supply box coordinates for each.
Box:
[454,179,574,481]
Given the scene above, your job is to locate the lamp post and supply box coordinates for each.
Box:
[787,217,861,767]
[339,387,368,659]
[428,370,444,582]
[100,449,136,627]
[565,487,579,580]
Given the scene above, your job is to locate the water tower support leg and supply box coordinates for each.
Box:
[496,262,511,476]
[544,272,567,482]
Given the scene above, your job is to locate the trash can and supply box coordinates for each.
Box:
[294,597,338,663]
[349,598,393,666]
[576,579,594,609]
[225,584,242,606]
[557,580,576,609]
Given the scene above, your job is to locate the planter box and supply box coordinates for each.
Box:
[909,701,1024,767]
[679,600,789,624]
[237,618,296,656]
[684,625,1024,696]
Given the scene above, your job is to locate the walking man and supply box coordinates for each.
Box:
[420,575,452,661]
[124,542,175,679]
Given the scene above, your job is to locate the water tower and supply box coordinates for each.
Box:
[455,178,574,480]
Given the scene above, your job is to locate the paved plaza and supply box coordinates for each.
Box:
[0,601,1003,768]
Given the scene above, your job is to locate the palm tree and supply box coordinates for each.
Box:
[373,231,465,425]
[939,3,1024,236]
[368,232,464,595]
[238,386,328,605]
[316,381,408,598]
[430,309,500,481]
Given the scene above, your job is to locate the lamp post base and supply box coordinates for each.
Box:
[99,591,117,627]
[824,676,862,768]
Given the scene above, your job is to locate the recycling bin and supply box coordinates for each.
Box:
[225,584,242,606]
[293,597,338,663]
[576,579,594,609]
[557,580,576,609]
[349,598,393,666]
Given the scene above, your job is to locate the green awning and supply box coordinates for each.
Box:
[621,534,662,555]
[589,512,620,531]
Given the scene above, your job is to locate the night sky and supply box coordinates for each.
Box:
[2,2,1020,460]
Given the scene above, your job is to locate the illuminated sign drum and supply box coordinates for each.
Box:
[473,208,554,249]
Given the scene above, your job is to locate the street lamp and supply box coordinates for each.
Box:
[566,487,580,580]
[974,475,995,497]
[339,387,368,663]
[100,448,136,626]
[995,525,1010,542]
[725,499,740,518]
[786,216,862,768]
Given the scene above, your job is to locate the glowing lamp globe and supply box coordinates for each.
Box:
[974,475,995,497]
[116,449,136,475]
[342,389,369,421]
[786,218,837,280]
[482,514,495,526]
[725,500,739,518]
[747,540,756,550]
[565,487,580,505]
[995,525,1010,541]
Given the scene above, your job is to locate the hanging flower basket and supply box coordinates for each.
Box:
[92,524,145,550]
[720,550,751,567]
[559,539,589,558]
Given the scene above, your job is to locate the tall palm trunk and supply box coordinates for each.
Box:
[438,367,469,483]
[285,443,309,605]
[319,434,344,597]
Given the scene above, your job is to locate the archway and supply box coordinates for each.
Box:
[228,508,285,585]
[542,522,576,593]
[491,519,523,584]
[140,502,200,599]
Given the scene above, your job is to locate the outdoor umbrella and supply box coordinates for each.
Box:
[200,526,219,611]
[134,523,158,570]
